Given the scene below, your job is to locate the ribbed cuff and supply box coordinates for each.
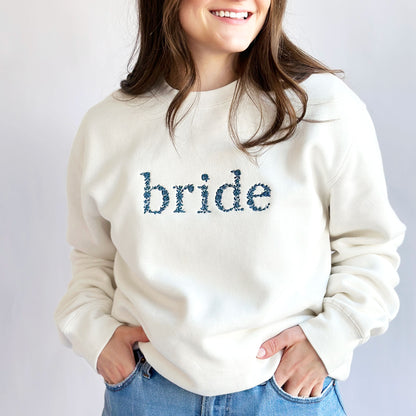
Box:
[298,300,363,380]
[61,313,124,373]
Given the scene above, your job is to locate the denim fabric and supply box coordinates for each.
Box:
[102,348,347,416]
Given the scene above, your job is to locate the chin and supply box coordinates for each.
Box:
[220,40,253,54]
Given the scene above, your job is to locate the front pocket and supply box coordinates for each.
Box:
[104,360,141,392]
[270,375,336,403]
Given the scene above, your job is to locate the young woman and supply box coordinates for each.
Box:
[54,1,406,415]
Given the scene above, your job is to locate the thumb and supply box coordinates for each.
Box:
[257,326,304,359]
[125,325,150,346]
[257,332,287,360]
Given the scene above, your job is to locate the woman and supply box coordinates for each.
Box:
[54,1,406,415]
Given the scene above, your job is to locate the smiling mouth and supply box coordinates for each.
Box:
[210,10,253,20]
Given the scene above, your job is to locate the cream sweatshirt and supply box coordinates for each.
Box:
[54,73,406,396]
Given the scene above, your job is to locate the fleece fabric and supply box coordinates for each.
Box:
[54,73,406,396]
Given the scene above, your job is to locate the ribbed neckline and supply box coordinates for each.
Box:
[154,79,238,109]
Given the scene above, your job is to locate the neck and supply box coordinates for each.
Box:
[194,51,238,91]
[168,50,239,92]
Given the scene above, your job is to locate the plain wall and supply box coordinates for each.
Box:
[1,1,415,414]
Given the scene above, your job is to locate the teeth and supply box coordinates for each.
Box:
[212,10,249,19]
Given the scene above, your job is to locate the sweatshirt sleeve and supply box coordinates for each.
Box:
[54,114,124,373]
[298,101,406,380]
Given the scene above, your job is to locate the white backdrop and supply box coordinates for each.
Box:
[1,1,415,415]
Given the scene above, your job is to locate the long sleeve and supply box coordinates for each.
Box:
[51,76,407,395]
[298,103,406,380]
[54,115,124,372]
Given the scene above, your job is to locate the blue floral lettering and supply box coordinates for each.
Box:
[173,184,195,213]
[197,173,211,214]
[140,172,170,214]
[215,170,244,212]
[246,183,271,211]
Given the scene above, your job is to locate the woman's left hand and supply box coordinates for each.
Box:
[257,325,329,398]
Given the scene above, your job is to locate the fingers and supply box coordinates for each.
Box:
[299,386,313,398]
[277,374,326,398]
[273,370,289,391]
[289,381,319,398]
[266,327,329,398]
[97,325,150,384]
[285,379,325,398]
[310,380,325,397]
[97,342,136,384]
[281,378,303,397]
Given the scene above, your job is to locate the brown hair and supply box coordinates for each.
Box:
[120,0,340,157]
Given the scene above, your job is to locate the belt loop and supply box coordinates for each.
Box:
[134,348,153,379]
[142,361,152,379]
[133,347,143,364]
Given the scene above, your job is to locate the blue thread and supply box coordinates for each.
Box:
[173,184,195,213]
[247,183,271,211]
[140,170,272,214]
[215,169,244,212]
[140,172,170,214]
[197,173,211,214]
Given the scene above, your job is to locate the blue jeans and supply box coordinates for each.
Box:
[102,348,347,416]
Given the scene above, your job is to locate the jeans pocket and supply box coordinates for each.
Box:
[270,375,336,403]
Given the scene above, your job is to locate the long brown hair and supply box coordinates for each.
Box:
[120,0,340,157]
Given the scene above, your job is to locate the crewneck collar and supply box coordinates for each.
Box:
[155,79,238,109]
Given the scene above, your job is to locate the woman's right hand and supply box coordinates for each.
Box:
[97,325,150,384]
